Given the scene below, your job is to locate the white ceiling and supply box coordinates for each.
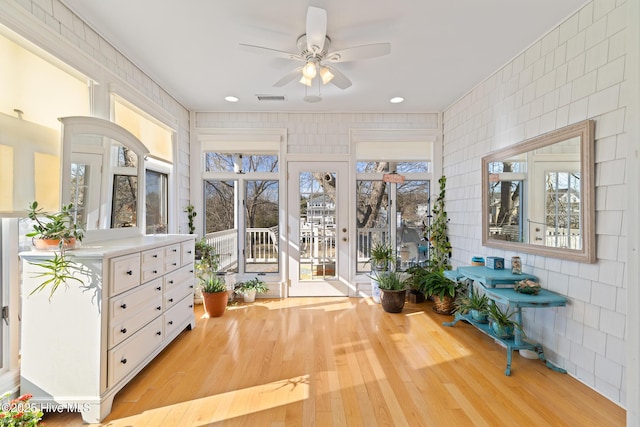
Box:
[61,0,586,113]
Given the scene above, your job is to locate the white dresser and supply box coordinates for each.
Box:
[20,235,196,423]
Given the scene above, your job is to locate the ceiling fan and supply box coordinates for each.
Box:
[240,6,391,91]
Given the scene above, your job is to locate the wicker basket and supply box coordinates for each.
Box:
[432,295,455,314]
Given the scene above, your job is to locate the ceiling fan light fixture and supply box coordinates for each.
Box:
[302,61,317,79]
[319,66,334,84]
[299,75,313,86]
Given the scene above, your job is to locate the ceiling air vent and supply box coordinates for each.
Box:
[256,94,287,102]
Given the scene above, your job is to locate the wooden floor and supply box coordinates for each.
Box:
[43,297,625,426]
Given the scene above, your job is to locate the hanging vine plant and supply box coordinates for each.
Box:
[425,175,452,272]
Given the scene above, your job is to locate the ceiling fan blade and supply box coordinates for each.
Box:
[273,66,303,87]
[239,43,303,61]
[325,66,352,90]
[306,6,327,53]
[326,43,391,63]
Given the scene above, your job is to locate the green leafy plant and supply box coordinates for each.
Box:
[372,270,406,291]
[0,391,43,426]
[26,201,84,300]
[201,275,226,294]
[455,288,490,314]
[26,201,84,244]
[236,277,269,294]
[418,270,458,299]
[487,302,524,337]
[184,204,197,234]
[423,176,452,273]
[368,240,395,271]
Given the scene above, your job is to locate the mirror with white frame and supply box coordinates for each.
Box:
[60,116,149,241]
[482,120,595,263]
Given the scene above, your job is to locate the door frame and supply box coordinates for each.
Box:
[286,161,351,296]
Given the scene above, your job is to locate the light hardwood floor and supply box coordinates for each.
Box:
[43,297,625,426]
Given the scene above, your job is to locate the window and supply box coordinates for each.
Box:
[356,161,430,272]
[545,171,581,249]
[203,153,280,275]
[146,170,168,234]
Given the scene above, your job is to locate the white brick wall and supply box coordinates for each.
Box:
[443,0,628,405]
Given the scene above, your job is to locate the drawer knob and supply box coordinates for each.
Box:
[187,250,192,254]
[168,298,174,303]
[121,303,127,309]
[121,328,127,334]
[172,262,177,266]
[153,254,158,258]
[189,305,193,308]
[156,331,162,336]
[121,358,127,364]
[156,286,162,291]
[153,270,158,274]
[172,249,177,252]
[169,280,174,284]
[126,270,133,276]
[168,321,173,325]
[156,306,162,311]
[189,285,194,289]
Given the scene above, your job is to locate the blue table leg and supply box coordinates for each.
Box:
[514,307,524,346]
[534,344,568,374]
[506,345,513,376]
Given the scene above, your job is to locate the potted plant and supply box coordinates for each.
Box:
[368,240,394,303]
[419,270,458,314]
[374,270,407,313]
[405,263,430,303]
[235,277,269,302]
[26,201,83,250]
[194,238,226,316]
[455,288,490,323]
[25,201,84,300]
[487,302,523,339]
[200,275,228,317]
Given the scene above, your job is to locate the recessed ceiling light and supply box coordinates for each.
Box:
[225,96,239,102]
[390,97,404,104]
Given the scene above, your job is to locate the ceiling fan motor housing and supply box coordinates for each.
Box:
[297,34,331,60]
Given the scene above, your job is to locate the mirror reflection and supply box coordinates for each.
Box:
[482,120,595,263]
[61,117,149,239]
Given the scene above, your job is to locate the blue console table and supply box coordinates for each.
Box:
[443,267,568,376]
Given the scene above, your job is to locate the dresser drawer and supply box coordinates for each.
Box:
[108,317,164,387]
[163,295,194,338]
[141,247,163,265]
[110,278,163,324]
[162,244,181,274]
[181,240,195,266]
[108,297,162,349]
[164,284,191,310]
[164,264,195,292]
[110,253,141,295]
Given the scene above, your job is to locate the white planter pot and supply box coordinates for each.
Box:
[243,289,257,302]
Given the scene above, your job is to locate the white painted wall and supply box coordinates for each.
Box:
[443,0,632,409]
[0,0,192,232]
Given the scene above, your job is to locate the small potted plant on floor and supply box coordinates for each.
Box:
[455,288,490,323]
[195,238,227,317]
[200,275,228,317]
[235,277,269,302]
[375,270,407,313]
[368,240,395,303]
[419,270,458,314]
[487,302,523,339]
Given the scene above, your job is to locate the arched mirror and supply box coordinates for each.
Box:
[60,116,149,241]
[482,120,595,263]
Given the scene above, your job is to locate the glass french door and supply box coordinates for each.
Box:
[287,162,349,296]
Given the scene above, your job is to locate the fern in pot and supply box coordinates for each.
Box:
[235,277,269,302]
[367,240,394,304]
[455,288,490,323]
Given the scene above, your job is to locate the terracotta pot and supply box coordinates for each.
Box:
[202,291,228,317]
[33,237,77,250]
[380,289,406,313]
